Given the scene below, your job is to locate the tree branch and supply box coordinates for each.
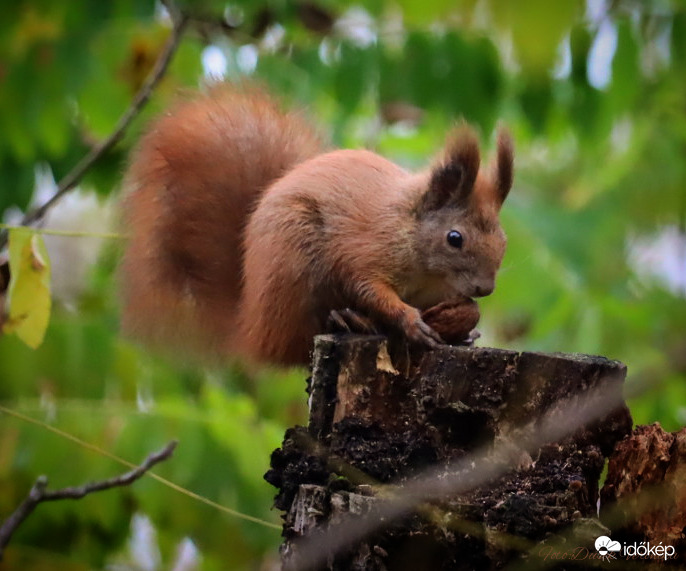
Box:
[0,2,189,250]
[0,440,177,559]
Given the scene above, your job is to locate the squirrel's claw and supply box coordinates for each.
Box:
[327,308,379,335]
[417,318,445,348]
[402,310,445,348]
[462,328,481,346]
[327,309,350,333]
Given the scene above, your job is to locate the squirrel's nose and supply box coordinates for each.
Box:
[473,283,494,297]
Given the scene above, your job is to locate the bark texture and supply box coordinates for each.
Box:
[599,423,686,568]
[266,334,639,569]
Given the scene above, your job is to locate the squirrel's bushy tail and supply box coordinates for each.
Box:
[120,84,322,359]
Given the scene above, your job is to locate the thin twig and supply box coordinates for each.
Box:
[0,440,177,558]
[0,223,125,240]
[0,404,282,530]
[0,3,188,250]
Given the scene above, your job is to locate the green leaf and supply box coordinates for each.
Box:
[0,157,35,214]
[397,0,477,27]
[490,0,579,76]
[570,24,592,86]
[520,77,552,133]
[609,20,639,112]
[3,228,52,349]
[671,10,686,69]
[405,32,437,108]
[334,42,374,113]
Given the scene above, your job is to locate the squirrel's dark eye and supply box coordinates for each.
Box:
[446,230,463,248]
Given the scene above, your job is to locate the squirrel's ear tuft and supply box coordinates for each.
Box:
[494,127,514,206]
[420,125,480,213]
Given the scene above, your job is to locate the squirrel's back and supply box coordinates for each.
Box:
[120,85,322,357]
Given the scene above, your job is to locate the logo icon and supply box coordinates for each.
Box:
[595,536,621,561]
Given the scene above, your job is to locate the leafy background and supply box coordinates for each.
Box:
[1,0,685,569]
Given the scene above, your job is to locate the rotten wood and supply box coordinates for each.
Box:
[599,423,686,567]
[266,334,636,569]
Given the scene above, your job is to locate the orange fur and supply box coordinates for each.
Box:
[120,85,514,366]
[120,85,322,358]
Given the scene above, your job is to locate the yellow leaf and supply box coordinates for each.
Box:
[3,228,52,349]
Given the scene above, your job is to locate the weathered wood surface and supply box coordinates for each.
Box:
[266,334,636,570]
[600,423,686,568]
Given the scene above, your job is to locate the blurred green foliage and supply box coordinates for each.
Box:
[1,0,685,569]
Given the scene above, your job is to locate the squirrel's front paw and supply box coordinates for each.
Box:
[401,309,444,348]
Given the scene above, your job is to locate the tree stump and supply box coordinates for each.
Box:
[265,334,637,570]
[600,423,686,568]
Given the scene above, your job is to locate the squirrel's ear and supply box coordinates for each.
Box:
[420,125,480,213]
[493,127,513,206]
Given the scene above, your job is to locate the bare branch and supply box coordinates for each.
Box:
[0,440,177,559]
[0,2,189,249]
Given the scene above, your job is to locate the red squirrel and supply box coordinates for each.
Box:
[120,84,513,366]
